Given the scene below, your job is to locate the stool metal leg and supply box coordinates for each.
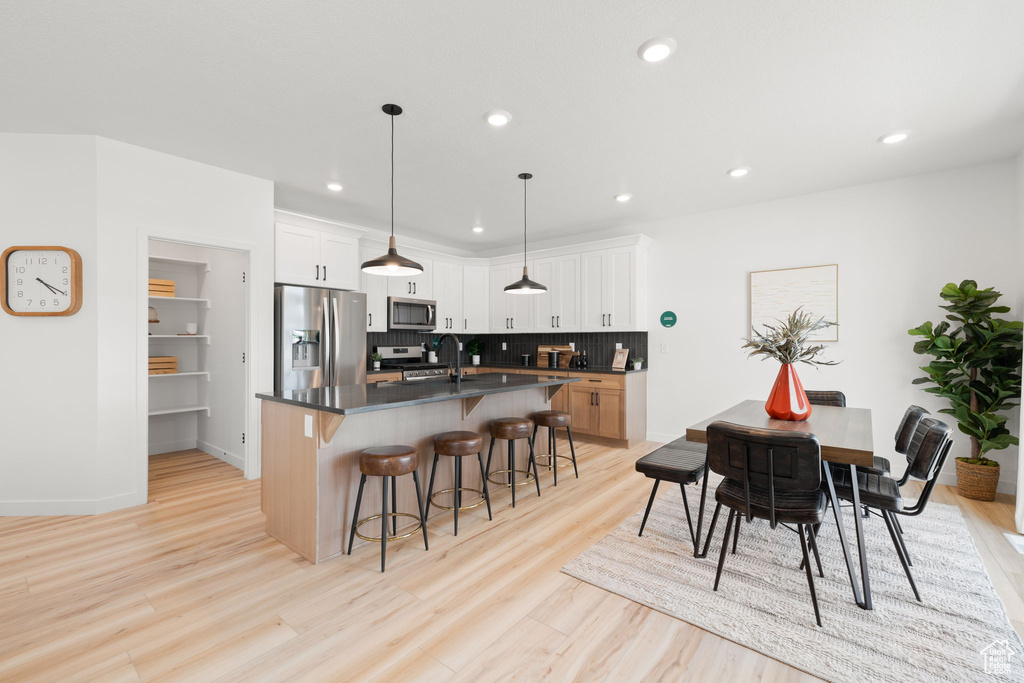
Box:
[391,475,398,536]
[508,439,516,508]
[380,476,388,572]
[413,471,429,551]
[454,456,462,536]
[477,452,492,520]
[348,473,367,555]
[528,436,541,497]
[486,438,496,480]
[638,479,660,537]
[424,452,440,523]
[551,427,558,486]
[566,426,579,478]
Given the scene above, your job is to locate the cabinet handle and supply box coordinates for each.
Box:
[408,282,411,294]
[590,392,595,406]
[608,313,611,326]
[323,265,327,281]
[413,282,417,295]
[369,312,372,327]
[551,316,554,328]
[557,315,560,327]
[316,264,320,280]
[464,318,467,329]
[511,317,514,329]
[596,392,600,406]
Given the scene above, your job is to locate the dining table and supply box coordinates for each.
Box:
[686,399,876,610]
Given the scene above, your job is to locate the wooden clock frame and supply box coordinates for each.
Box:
[1,245,84,316]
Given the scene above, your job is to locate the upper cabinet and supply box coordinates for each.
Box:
[533,254,579,332]
[433,260,463,333]
[359,246,388,332]
[386,258,432,300]
[275,223,359,290]
[580,246,640,331]
[489,263,534,333]
[462,266,489,335]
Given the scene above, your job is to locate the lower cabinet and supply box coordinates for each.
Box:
[569,384,624,437]
[366,372,402,384]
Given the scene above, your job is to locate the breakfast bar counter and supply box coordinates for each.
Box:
[256,374,579,563]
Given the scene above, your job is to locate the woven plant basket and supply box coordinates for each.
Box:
[955,458,999,501]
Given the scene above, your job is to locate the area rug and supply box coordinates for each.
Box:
[562,481,1024,682]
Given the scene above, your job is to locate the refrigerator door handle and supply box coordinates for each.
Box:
[321,296,331,385]
[332,295,342,386]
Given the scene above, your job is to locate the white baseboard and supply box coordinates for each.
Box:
[197,439,245,471]
[646,431,681,445]
[0,490,146,517]
[937,472,1016,497]
[149,438,197,456]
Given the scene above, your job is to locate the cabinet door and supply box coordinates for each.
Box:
[509,272,535,333]
[532,257,557,331]
[555,254,580,331]
[489,263,511,331]
[275,223,320,286]
[359,246,389,332]
[595,389,624,438]
[550,384,569,413]
[386,257,432,299]
[463,266,489,334]
[319,232,360,291]
[579,250,606,331]
[433,260,463,332]
[604,247,634,330]
[569,385,596,433]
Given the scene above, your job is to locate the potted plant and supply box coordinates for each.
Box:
[631,357,644,370]
[370,352,382,371]
[742,308,839,421]
[466,338,484,366]
[908,280,1022,501]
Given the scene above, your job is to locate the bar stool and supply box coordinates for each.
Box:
[531,410,579,486]
[486,417,541,508]
[425,431,492,536]
[347,445,429,572]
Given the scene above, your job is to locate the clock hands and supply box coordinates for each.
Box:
[36,278,67,296]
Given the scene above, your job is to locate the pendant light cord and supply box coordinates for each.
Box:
[390,113,395,238]
[523,176,528,265]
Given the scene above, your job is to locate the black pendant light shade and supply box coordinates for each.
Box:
[504,172,547,295]
[361,104,424,276]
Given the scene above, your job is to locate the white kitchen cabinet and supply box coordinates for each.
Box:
[489,262,534,333]
[359,246,388,331]
[580,246,637,331]
[275,222,359,290]
[462,266,489,334]
[533,254,579,332]
[433,260,463,333]
[386,257,432,300]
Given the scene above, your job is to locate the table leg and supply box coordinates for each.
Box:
[848,463,872,609]
[822,463,864,608]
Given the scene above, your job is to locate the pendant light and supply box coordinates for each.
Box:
[504,172,547,295]
[361,104,424,276]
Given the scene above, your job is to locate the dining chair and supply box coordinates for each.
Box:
[634,437,711,557]
[705,421,828,626]
[804,390,846,407]
[829,416,953,602]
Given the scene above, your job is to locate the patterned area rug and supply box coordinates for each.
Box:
[562,480,1024,682]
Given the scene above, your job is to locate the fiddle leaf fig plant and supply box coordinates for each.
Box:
[908,280,1022,464]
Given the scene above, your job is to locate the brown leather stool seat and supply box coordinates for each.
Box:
[348,445,429,572]
[425,431,492,536]
[530,410,578,486]
[486,417,541,508]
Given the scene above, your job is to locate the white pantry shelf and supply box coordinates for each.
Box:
[148,404,210,417]
[149,296,211,308]
[148,335,210,343]
[149,256,210,272]
[148,371,210,380]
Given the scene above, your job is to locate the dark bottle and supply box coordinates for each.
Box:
[580,350,588,369]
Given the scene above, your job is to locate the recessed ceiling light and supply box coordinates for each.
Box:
[614,193,633,203]
[326,182,343,191]
[637,37,677,63]
[878,131,910,144]
[472,226,484,233]
[727,167,750,178]
[485,110,512,126]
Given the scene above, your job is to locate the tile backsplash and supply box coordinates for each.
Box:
[368,330,648,369]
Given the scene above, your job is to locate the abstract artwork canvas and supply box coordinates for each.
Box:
[750,264,838,342]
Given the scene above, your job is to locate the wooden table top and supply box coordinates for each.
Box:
[685,399,874,467]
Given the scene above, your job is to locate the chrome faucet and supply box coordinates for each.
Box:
[432,333,462,384]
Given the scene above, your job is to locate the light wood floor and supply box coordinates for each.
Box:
[0,442,1021,682]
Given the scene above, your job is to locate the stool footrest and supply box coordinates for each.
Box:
[537,454,574,469]
[429,487,487,511]
[354,513,422,543]
[487,469,535,487]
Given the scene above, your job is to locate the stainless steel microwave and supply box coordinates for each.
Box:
[388,297,436,331]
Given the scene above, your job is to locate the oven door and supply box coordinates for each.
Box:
[388,297,437,330]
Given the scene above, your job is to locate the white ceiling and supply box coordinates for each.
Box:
[2,1,1023,252]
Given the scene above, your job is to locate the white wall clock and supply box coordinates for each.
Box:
[1,246,83,316]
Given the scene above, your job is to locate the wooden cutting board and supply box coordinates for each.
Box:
[537,345,577,368]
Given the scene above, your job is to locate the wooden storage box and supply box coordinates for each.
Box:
[148,278,176,297]
[149,356,178,375]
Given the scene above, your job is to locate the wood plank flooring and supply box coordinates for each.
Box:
[0,443,1020,681]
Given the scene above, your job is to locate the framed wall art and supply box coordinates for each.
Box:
[749,264,838,342]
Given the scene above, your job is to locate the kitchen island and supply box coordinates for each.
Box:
[256,373,579,563]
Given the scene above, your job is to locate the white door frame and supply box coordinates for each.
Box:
[136,226,262,504]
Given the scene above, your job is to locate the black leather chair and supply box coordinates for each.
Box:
[634,437,711,556]
[804,390,846,407]
[830,416,953,602]
[705,421,828,626]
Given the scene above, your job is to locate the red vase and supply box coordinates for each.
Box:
[765,363,812,421]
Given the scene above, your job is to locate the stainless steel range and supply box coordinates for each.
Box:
[375,345,450,382]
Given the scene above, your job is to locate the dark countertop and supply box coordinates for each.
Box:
[256,374,580,416]
[365,363,648,376]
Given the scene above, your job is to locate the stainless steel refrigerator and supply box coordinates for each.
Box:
[274,285,367,391]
